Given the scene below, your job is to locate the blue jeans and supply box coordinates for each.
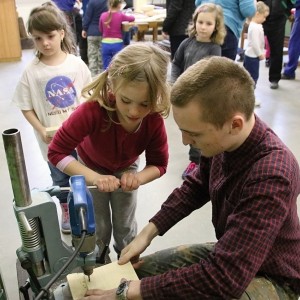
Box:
[101,41,123,70]
[47,150,77,203]
[122,27,136,46]
[244,55,260,86]
[284,8,300,77]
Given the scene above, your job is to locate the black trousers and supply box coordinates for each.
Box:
[263,15,287,83]
[222,26,239,61]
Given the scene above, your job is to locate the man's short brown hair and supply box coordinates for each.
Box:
[171,56,255,128]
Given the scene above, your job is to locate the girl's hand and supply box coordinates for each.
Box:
[39,127,52,144]
[120,172,141,191]
[93,175,120,192]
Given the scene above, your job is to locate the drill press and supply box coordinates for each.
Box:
[2,128,97,299]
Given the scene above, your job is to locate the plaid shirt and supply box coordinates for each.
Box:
[141,116,300,299]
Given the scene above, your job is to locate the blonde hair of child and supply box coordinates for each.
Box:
[256,1,269,15]
[27,1,76,57]
[82,43,171,126]
[189,3,226,45]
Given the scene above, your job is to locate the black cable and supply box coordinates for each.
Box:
[34,231,87,300]
[19,280,30,300]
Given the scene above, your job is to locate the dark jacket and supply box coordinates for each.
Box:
[52,0,75,12]
[162,0,195,36]
[82,0,108,36]
[262,0,294,20]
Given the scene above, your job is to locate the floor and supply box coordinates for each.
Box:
[0,1,300,299]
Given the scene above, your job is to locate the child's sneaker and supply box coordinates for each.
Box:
[182,162,197,180]
[60,203,71,234]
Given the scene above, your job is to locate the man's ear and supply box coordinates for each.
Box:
[230,115,244,135]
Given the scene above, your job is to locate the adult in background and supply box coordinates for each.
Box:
[282,0,300,80]
[52,0,88,64]
[261,0,295,89]
[82,0,108,77]
[195,0,256,60]
[162,0,196,59]
[52,0,76,26]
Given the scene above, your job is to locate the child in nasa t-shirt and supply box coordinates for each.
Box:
[13,54,91,160]
[12,2,92,233]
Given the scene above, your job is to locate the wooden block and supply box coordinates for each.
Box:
[46,126,60,137]
[67,261,139,300]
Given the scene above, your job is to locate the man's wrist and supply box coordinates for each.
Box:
[116,280,131,300]
[127,280,142,300]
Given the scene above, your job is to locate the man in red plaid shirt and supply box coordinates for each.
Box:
[81,57,300,300]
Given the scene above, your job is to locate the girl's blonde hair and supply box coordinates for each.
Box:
[27,1,76,57]
[104,0,123,27]
[256,1,269,15]
[82,43,171,127]
[189,3,226,45]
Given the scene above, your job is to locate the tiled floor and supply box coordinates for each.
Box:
[0,1,299,299]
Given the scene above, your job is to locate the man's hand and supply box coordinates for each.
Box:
[118,222,159,266]
[80,288,116,299]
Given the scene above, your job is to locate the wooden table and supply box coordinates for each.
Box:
[122,12,165,42]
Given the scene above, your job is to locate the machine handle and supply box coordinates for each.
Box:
[18,211,33,235]
[39,185,97,197]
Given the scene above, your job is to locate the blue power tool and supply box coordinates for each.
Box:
[67,175,97,280]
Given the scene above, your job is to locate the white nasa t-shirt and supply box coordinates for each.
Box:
[12,53,92,160]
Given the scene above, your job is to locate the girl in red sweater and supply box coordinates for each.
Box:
[48,43,170,258]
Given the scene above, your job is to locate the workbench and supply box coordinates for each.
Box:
[122,9,166,42]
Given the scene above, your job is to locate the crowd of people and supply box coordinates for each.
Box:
[11,0,300,299]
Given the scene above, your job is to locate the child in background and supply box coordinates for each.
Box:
[12,2,92,234]
[99,0,135,69]
[48,43,170,257]
[171,3,226,179]
[243,1,269,91]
